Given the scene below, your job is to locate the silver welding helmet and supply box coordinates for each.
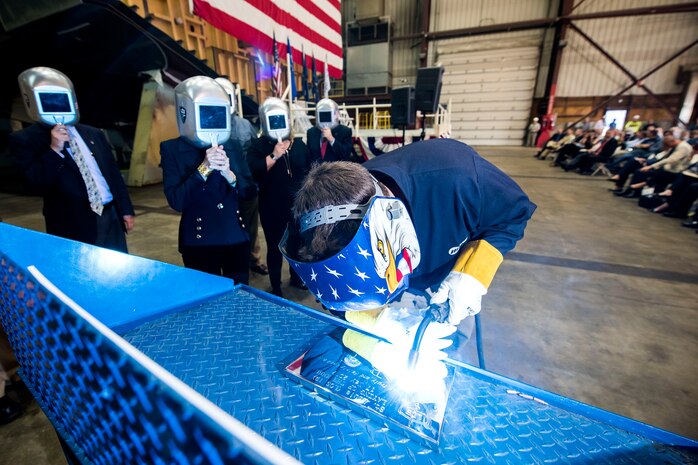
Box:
[259,97,291,142]
[315,98,339,130]
[18,67,79,125]
[214,77,237,116]
[175,76,231,148]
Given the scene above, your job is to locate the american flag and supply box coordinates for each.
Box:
[272,32,281,97]
[193,0,343,79]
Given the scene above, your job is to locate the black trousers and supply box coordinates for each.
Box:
[181,242,250,284]
[631,169,676,192]
[669,174,698,216]
[258,208,301,291]
[94,203,128,253]
[615,159,643,188]
[554,144,582,166]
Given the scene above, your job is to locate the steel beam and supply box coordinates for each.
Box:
[393,3,698,42]
[567,38,698,127]
[569,22,687,126]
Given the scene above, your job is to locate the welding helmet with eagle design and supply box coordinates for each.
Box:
[280,182,421,311]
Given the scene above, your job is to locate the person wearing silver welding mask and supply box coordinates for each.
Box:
[306,98,354,163]
[160,76,256,283]
[247,97,311,297]
[280,139,536,360]
[10,67,135,252]
[215,78,268,276]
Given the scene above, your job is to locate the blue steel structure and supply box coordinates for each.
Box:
[0,223,696,465]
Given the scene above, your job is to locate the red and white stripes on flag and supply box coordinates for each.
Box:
[193,0,343,79]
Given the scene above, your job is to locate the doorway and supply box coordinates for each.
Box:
[604,109,627,132]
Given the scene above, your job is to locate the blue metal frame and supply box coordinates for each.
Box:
[1,224,696,465]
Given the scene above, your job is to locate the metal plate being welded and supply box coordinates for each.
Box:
[285,328,455,444]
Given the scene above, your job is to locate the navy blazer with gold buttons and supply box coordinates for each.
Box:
[161,137,256,252]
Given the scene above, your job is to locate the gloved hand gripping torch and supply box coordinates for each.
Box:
[407,302,450,370]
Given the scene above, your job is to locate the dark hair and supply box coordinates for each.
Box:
[292,162,379,262]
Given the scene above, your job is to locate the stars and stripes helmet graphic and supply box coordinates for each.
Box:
[280,196,421,311]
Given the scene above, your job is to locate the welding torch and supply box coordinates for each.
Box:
[407,302,450,370]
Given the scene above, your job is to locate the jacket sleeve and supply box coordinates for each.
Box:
[459,158,536,287]
[160,140,205,213]
[325,125,354,162]
[652,144,691,170]
[9,129,66,195]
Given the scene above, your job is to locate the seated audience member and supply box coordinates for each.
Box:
[552,130,597,167]
[607,129,663,172]
[687,130,698,146]
[641,119,657,131]
[563,129,619,174]
[613,135,693,197]
[535,127,570,159]
[533,127,564,158]
[651,144,698,222]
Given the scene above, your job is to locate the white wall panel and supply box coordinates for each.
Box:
[436,29,543,145]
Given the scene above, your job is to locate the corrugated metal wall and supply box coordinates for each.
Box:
[557,0,698,96]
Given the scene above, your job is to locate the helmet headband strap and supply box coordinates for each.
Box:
[299,177,384,233]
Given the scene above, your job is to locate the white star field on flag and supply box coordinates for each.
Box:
[325,265,343,278]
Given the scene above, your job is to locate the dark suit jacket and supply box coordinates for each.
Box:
[306,124,353,163]
[595,137,619,161]
[160,137,254,251]
[10,122,134,244]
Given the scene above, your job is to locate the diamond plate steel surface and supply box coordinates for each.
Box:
[124,289,698,465]
[0,256,288,465]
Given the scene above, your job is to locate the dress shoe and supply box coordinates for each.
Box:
[662,211,687,219]
[608,187,623,193]
[622,189,641,198]
[614,189,630,197]
[271,287,284,298]
[250,263,268,275]
[681,219,698,228]
[0,396,21,425]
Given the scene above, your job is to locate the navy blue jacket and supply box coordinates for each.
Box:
[306,125,354,163]
[10,122,134,244]
[365,139,536,290]
[160,137,255,252]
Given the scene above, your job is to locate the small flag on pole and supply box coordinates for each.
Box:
[311,52,319,103]
[287,36,297,100]
[301,46,309,101]
[323,54,330,99]
[271,32,282,97]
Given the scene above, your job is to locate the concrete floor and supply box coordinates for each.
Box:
[0,145,696,464]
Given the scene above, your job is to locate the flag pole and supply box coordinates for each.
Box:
[285,42,293,133]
